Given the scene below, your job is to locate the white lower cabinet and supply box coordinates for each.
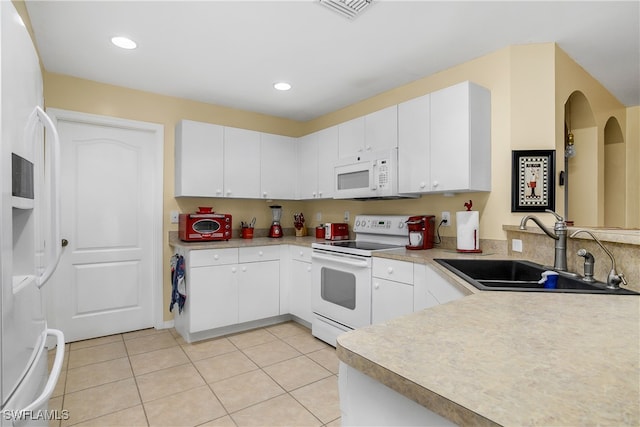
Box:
[175,246,280,340]
[289,246,313,324]
[238,260,279,323]
[372,258,414,324]
[414,263,466,310]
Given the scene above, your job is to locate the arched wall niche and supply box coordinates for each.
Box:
[604,117,626,227]
[564,91,598,226]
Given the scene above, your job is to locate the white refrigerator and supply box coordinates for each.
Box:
[1,2,65,425]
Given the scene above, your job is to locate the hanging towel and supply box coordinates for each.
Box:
[170,254,186,314]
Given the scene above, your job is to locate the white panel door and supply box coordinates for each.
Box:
[50,116,161,342]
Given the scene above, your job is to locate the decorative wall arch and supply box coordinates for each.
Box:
[604,116,626,227]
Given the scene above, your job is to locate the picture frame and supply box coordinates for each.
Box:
[511,150,556,212]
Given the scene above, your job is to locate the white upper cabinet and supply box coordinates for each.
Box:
[398,94,430,193]
[316,126,339,199]
[429,81,491,193]
[338,105,398,159]
[261,133,296,200]
[297,126,338,200]
[338,116,365,158]
[398,81,491,194]
[175,120,224,197]
[223,127,261,198]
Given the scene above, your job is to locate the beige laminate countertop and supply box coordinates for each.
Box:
[337,292,640,426]
[169,231,639,425]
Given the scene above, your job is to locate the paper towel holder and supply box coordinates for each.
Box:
[456,200,483,253]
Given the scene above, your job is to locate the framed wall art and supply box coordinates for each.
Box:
[511,150,556,212]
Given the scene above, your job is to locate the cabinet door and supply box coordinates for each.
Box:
[189,265,238,332]
[175,120,224,197]
[297,132,319,199]
[372,278,413,324]
[238,260,280,323]
[365,105,398,153]
[430,81,490,192]
[413,264,465,311]
[338,116,365,159]
[290,260,312,323]
[398,95,430,193]
[224,127,261,198]
[261,133,296,199]
[316,126,338,199]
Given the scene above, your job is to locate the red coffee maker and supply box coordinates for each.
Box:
[405,215,435,250]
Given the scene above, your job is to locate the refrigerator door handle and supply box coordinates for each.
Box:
[20,329,65,414]
[35,106,62,289]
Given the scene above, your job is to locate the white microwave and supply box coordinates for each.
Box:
[334,148,416,199]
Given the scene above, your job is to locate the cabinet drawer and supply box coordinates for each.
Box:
[239,245,280,263]
[190,248,238,267]
[372,258,413,284]
[290,245,312,262]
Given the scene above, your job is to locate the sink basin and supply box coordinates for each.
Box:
[434,259,639,295]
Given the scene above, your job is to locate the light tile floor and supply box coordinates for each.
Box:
[48,322,341,427]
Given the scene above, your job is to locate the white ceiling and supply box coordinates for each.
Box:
[25,1,639,122]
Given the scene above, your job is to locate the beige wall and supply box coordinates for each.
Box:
[40,43,637,322]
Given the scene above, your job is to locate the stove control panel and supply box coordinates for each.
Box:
[353,215,410,236]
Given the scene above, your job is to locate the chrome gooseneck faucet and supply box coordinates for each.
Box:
[570,229,628,290]
[519,209,568,271]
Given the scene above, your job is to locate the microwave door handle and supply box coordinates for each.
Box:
[370,160,377,192]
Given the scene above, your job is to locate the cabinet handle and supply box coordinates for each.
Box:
[387,267,394,274]
[365,145,372,151]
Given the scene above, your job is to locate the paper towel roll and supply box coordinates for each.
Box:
[456,211,480,252]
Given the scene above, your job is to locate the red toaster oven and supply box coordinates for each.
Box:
[179,213,232,241]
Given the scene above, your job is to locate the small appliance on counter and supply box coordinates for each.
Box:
[456,200,482,253]
[405,215,435,250]
[324,223,349,240]
[179,207,232,241]
[269,205,283,238]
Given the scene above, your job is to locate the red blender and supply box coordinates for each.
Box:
[269,205,283,238]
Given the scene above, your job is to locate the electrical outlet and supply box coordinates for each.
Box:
[512,239,523,253]
[344,211,350,222]
[170,210,180,224]
[441,211,451,226]
[316,212,322,222]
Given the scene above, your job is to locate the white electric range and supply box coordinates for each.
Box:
[310,215,410,346]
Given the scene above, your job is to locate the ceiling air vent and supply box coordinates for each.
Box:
[319,0,373,20]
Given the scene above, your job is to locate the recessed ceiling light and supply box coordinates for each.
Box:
[274,82,292,91]
[111,36,137,50]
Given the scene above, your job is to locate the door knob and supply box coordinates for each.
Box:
[61,239,69,247]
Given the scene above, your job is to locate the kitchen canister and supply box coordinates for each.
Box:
[456,200,482,253]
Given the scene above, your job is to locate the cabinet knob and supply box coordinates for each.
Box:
[241,266,247,272]
[258,251,264,256]
[307,266,312,272]
[365,145,372,151]
[318,191,323,197]
[374,283,380,290]
[216,189,222,194]
[226,190,232,195]
[419,182,426,189]
[299,251,304,257]
[387,267,394,274]
[312,192,316,198]
[214,254,219,260]
[432,181,439,188]
[231,267,237,273]
[263,192,267,197]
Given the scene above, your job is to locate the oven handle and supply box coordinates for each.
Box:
[311,252,370,268]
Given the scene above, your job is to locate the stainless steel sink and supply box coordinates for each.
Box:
[434,259,639,295]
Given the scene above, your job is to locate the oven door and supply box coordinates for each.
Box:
[311,250,372,329]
